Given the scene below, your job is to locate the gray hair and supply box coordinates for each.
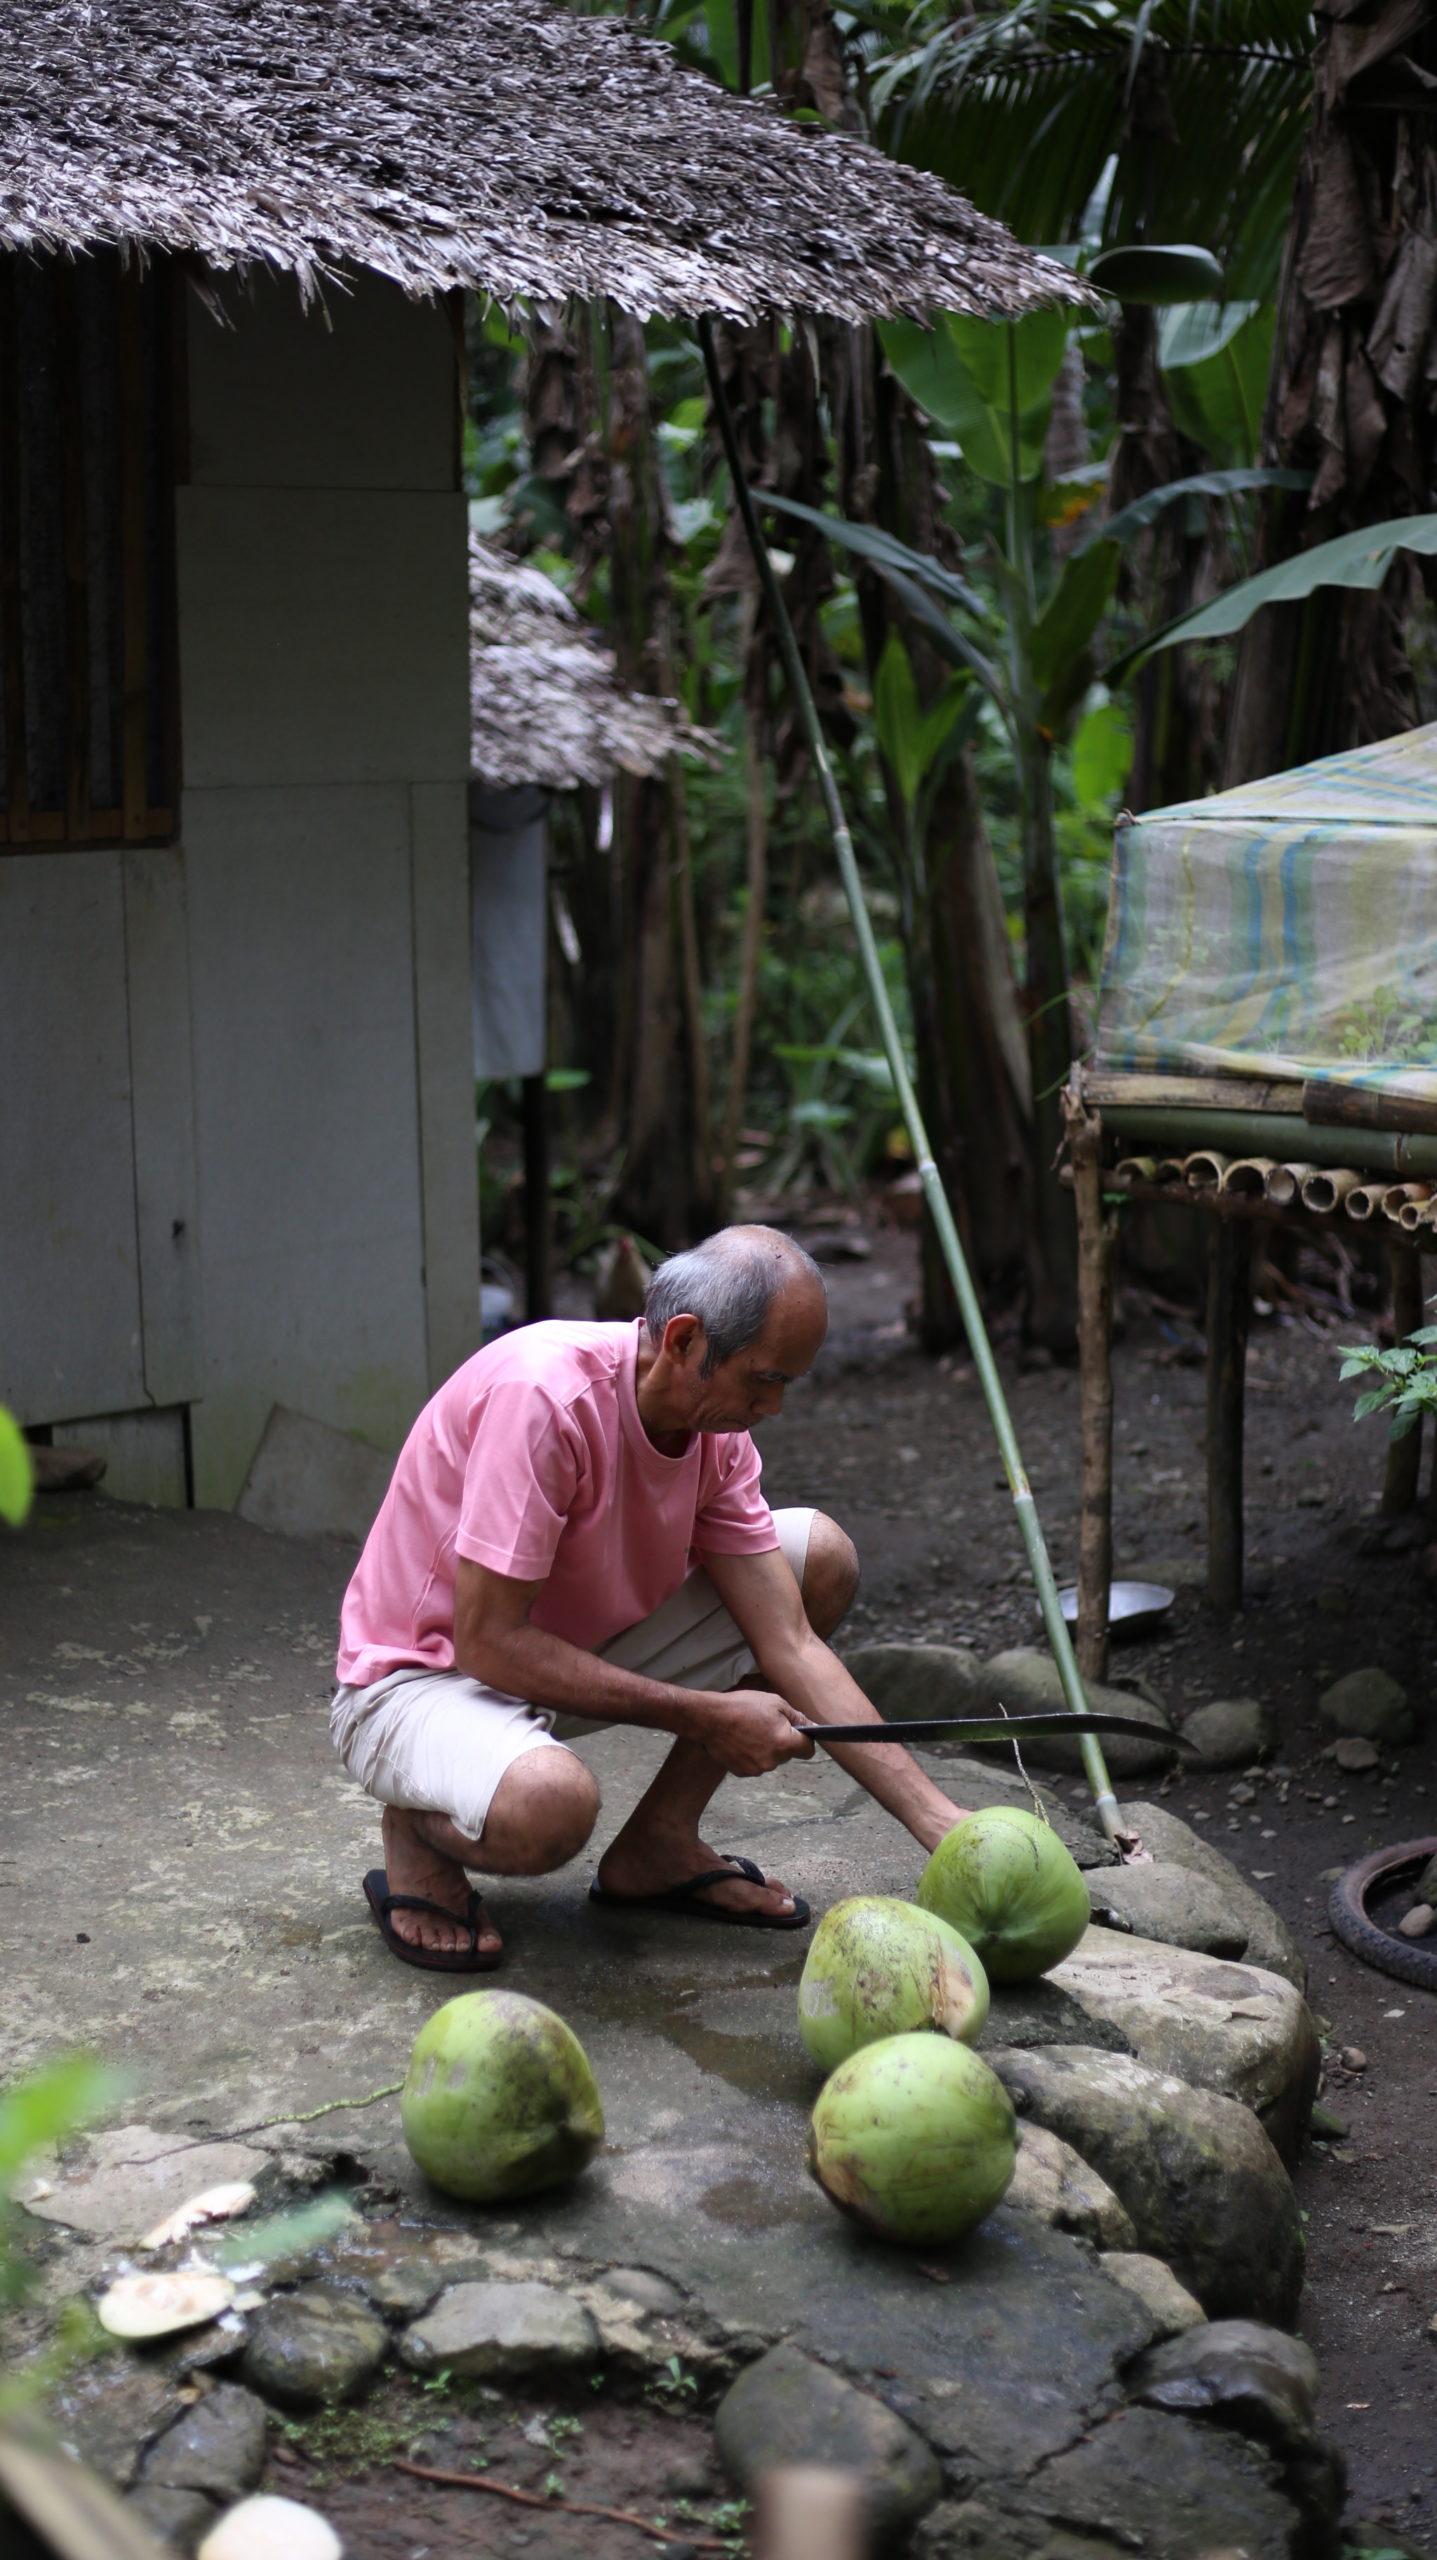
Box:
[644,1227,825,1375]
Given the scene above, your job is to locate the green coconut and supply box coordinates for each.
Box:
[401,1990,604,2204]
[797,1895,989,2075]
[915,1805,1090,1983]
[807,2033,1017,2247]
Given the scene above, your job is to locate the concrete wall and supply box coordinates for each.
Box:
[2,270,480,1509]
[177,273,478,1507]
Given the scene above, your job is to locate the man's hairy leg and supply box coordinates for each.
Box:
[594,1513,859,1920]
[380,1749,600,1957]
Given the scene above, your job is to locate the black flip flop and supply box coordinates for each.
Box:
[362,1868,502,1973]
[588,1853,810,1931]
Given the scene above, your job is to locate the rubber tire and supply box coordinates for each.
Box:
[1327,1836,1437,1992]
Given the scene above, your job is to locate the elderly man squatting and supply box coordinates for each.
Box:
[331,1225,971,1968]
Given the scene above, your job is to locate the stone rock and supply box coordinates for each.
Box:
[1398,1902,1434,1939]
[840,1642,988,1722]
[1118,1801,1306,1987]
[16,2125,269,2243]
[1180,1696,1273,1769]
[989,2045,1304,2324]
[60,2362,186,2487]
[240,2284,387,2408]
[1330,1735,1380,1772]
[1131,2318,1318,2449]
[1047,1928,1321,2163]
[714,2342,942,2548]
[1087,1862,1250,1961]
[1097,2253,1206,2340]
[976,1650,1177,1775]
[1005,2123,1136,2249]
[399,2280,599,2381]
[1013,2404,1303,2558]
[122,2485,217,2550]
[1318,1666,1413,1745]
[141,2385,268,2501]
[594,2266,687,2315]
[981,1977,1131,2057]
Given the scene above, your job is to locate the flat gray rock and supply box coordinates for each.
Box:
[400,2278,599,2380]
[1046,1928,1320,2163]
[715,2341,943,2545]
[122,2485,217,2549]
[976,1650,1177,1776]
[1118,1801,1306,1987]
[240,2283,387,2407]
[1005,2123,1135,2250]
[60,2362,186,2488]
[1180,1696,1273,1768]
[981,1975,1131,2056]
[140,2384,268,2501]
[989,2045,1304,2325]
[1318,1666,1413,1744]
[16,2124,268,2244]
[1012,2403,1305,2556]
[1087,1861,1250,1960]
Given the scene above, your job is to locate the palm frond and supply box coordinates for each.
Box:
[870,0,1314,297]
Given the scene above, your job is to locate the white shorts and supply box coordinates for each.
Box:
[329,1506,816,1843]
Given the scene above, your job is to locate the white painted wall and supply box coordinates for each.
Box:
[176,273,478,1507]
[3,270,478,1510]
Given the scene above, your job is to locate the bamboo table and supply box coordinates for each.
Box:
[1065,1067,1437,1682]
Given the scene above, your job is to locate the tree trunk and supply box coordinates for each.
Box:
[1223,0,1437,784]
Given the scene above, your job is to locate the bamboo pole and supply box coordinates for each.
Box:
[1068,1090,1115,1682]
[1221,1158,1277,1197]
[1183,1150,1227,1190]
[700,317,1126,1850]
[1104,1105,1437,1177]
[1267,1162,1318,1206]
[1301,1166,1364,1212]
[1346,1179,1393,1221]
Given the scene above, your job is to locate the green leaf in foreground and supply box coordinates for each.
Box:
[1108,512,1437,682]
[0,1408,34,1529]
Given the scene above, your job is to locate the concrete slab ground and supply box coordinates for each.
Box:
[1,1496,1340,2557]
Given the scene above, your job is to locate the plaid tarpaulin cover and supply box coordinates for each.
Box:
[1095,723,1437,1105]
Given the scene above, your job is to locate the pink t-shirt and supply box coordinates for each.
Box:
[336,1319,778,1687]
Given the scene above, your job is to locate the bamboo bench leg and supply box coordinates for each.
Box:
[1382,1241,1424,1515]
[1206,1218,1251,1614]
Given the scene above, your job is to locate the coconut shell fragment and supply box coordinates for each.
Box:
[97,2269,236,2339]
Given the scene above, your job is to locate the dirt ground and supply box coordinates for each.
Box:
[744,1204,1437,2546]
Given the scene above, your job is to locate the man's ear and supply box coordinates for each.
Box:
[662,1313,705,1369]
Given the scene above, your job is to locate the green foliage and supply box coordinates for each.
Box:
[878,309,1071,485]
[1159,301,1276,466]
[1110,513,1437,680]
[1070,697,1133,810]
[645,2353,700,2405]
[0,1407,34,1528]
[1339,1324,1437,1441]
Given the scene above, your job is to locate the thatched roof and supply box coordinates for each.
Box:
[470,538,710,788]
[0,0,1084,324]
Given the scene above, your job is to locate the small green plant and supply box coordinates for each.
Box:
[1338,1317,1437,1438]
[711,2495,753,2551]
[546,2413,584,2450]
[645,2352,700,2406]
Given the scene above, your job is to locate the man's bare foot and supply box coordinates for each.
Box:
[595,1826,797,1919]
[380,1806,503,1959]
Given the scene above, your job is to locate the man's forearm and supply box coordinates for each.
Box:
[458,1622,709,1739]
[758,1629,966,1854]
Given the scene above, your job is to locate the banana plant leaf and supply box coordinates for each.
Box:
[878,307,1072,485]
[1077,466,1312,554]
[1107,511,1437,682]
